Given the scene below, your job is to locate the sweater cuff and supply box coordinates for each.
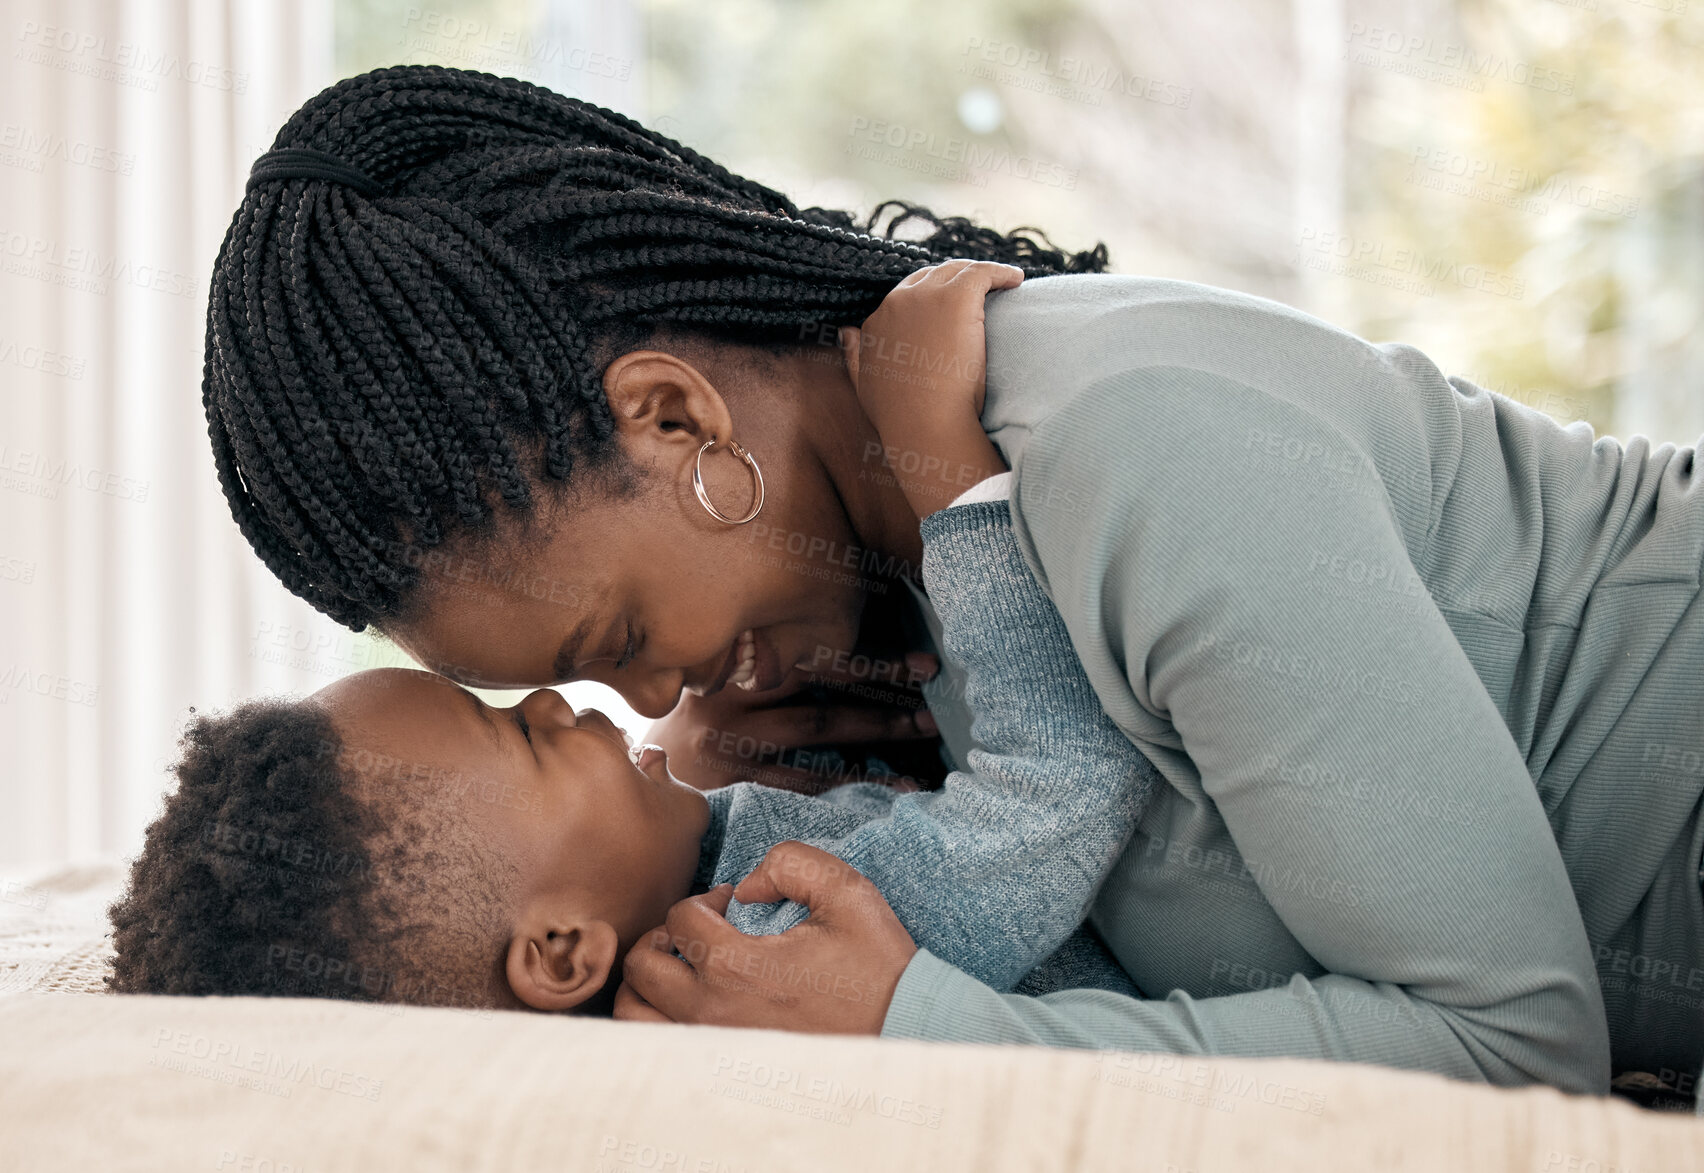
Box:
[880,948,980,1041]
[946,470,1014,508]
[917,497,1013,545]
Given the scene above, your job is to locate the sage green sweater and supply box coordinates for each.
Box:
[883,274,1704,1095]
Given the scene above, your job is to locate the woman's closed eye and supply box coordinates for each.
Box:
[615,621,638,670]
[513,708,533,744]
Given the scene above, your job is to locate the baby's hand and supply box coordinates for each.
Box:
[839,259,1022,520]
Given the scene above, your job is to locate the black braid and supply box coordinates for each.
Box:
[205,64,1111,630]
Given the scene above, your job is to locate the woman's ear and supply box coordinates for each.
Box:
[601,350,735,456]
[504,916,621,1013]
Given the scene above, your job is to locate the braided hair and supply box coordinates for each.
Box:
[206,64,1111,631]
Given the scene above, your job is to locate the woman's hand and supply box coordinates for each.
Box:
[841,259,1020,520]
[643,590,946,794]
[613,843,918,1034]
[643,661,937,794]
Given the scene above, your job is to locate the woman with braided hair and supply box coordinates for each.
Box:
[206,64,1704,1097]
[210,62,1101,792]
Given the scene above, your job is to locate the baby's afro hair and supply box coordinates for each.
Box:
[107,697,516,1009]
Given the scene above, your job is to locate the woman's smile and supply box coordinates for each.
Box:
[693,626,792,697]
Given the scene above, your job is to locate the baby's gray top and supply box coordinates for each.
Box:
[698,500,1159,997]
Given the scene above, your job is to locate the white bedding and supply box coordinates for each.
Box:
[3,861,1701,1172]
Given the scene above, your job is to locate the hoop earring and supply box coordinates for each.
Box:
[693,437,765,525]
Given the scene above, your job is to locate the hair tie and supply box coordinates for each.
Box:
[246,147,385,197]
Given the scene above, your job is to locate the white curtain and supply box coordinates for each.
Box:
[0,0,347,871]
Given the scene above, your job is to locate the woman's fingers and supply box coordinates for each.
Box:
[664,883,737,948]
[731,841,873,912]
[621,855,914,1034]
[611,979,673,1023]
[707,697,937,749]
[644,667,940,792]
[619,924,704,1020]
[805,650,939,692]
[620,886,735,1023]
[651,703,933,794]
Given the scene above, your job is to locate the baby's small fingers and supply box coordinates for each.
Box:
[837,326,860,385]
[895,260,959,289]
[892,264,934,289]
[945,260,1025,292]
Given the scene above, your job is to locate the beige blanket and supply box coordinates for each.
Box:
[3,863,1700,1172]
[5,990,1704,1172]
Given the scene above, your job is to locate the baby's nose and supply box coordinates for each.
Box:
[520,686,576,727]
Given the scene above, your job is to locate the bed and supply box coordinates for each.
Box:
[3,862,1701,1172]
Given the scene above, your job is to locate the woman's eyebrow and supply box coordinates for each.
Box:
[552,617,594,680]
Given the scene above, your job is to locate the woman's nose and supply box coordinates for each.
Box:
[616,668,689,721]
[573,658,689,721]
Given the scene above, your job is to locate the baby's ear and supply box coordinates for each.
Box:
[504,915,620,1013]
